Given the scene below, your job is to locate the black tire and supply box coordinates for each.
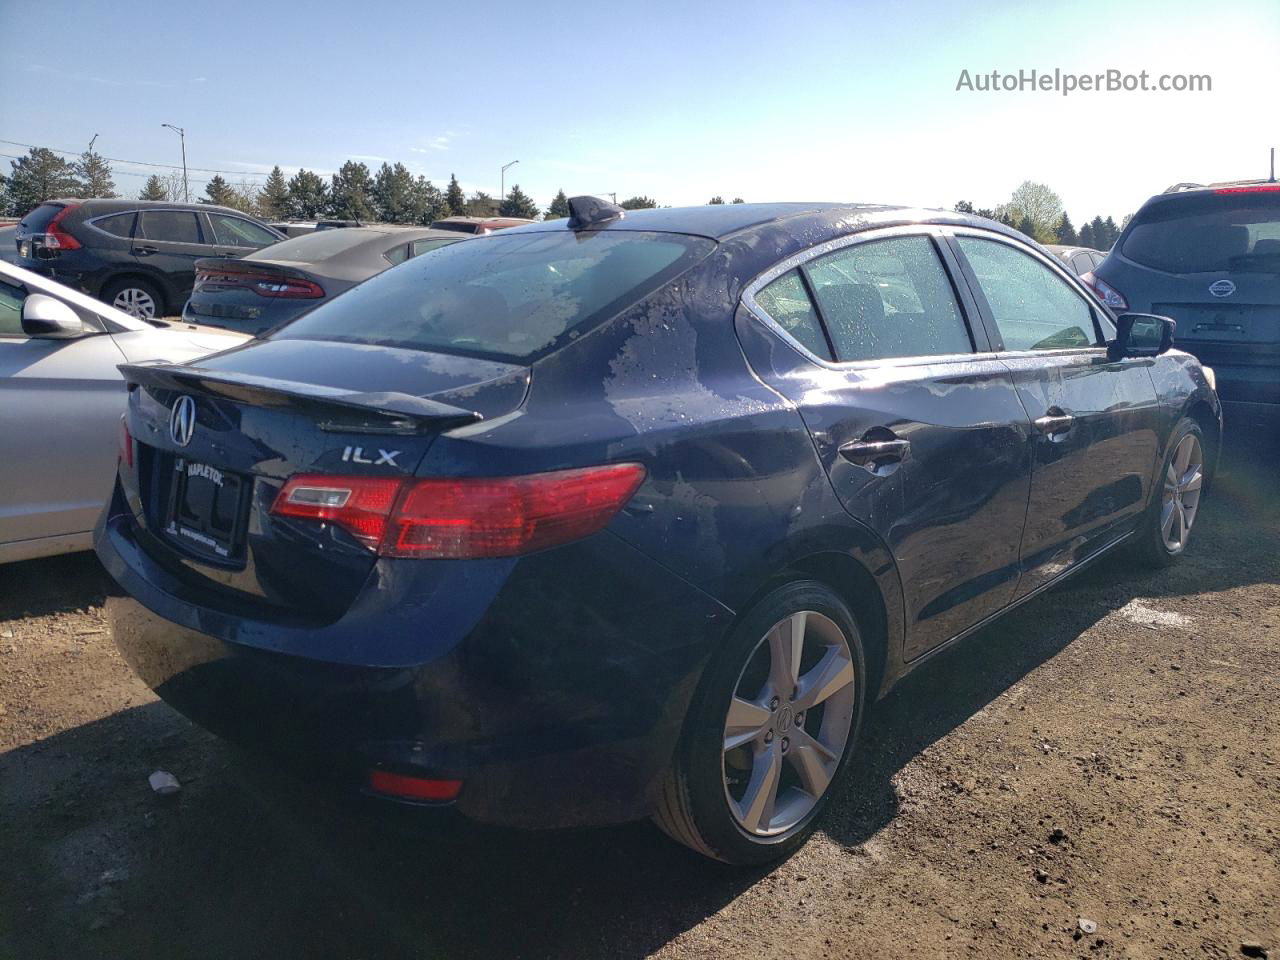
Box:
[1133,416,1206,568]
[102,276,165,320]
[654,580,867,865]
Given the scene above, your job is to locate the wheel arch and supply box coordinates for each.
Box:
[99,271,172,315]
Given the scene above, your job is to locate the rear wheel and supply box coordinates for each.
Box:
[654,580,866,864]
[1135,417,1205,567]
[103,277,163,320]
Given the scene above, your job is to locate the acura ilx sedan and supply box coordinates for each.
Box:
[96,197,1220,864]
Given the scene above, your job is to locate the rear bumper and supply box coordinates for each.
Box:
[95,486,732,828]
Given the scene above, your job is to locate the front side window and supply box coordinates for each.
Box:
[805,235,972,362]
[208,214,278,248]
[277,230,715,361]
[956,236,1097,351]
[753,270,832,360]
[0,280,27,335]
[140,211,202,244]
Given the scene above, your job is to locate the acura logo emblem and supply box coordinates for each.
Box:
[170,395,196,447]
[1208,279,1236,298]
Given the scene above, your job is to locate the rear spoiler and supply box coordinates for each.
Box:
[119,362,483,434]
[193,257,315,281]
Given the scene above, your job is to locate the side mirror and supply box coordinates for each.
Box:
[21,294,86,339]
[1108,313,1174,360]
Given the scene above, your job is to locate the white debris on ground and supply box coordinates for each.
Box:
[147,771,181,796]
[1114,598,1194,629]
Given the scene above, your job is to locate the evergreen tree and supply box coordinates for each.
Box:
[975,207,997,221]
[1089,216,1107,249]
[954,200,975,214]
[259,166,290,220]
[5,147,81,215]
[444,174,466,217]
[465,191,498,217]
[731,197,745,204]
[545,189,570,220]
[1102,216,1119,249]
[139,175,169,201]
[499,184,540,219]
[372,162,416,222]
[1016,215,1038,240]
[1055,213,1078,245]
[708,196,725,205]
[203,175,237,207]
[329,161,376,220]
[1079,222,1096,249]
[286,169,329,219]
[75,150,116,198]
[620,195,658,210]
[408,176,447,224]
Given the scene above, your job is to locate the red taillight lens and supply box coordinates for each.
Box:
[271,475,403,549]
[1080,270,1128,311]
[41,204,82,251]
[118,418,134,468]
[368,770,462,802]
[270,463,646,559]
[195,270,323,299]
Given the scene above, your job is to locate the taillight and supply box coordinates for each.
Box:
[368,770,462,802]
[270,463,646,559]
[195,270,323,299]
[118,418,134,468]
[1080,271,1128,311]
[40,204,83,251]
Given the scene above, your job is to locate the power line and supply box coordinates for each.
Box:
[0,152,253,188]
[0,137,275,177]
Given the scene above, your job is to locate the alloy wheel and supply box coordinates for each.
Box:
[1161,433,1203,552]
[722,610,856,836]
[113,287,157,319]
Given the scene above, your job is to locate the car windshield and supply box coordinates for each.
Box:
[1122,192,1280,274]
[273,230,716,361]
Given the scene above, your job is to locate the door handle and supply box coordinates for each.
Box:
[839,437,911,473]
[132,245,158,255]
[1034,413,1074,436]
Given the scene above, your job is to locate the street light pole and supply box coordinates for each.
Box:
[501,160,519,204]
[161,124,188,203]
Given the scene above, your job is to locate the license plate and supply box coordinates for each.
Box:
[164,458,247,561]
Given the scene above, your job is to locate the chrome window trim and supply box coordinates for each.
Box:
[740,224,988,372]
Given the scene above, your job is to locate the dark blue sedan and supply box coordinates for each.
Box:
[96,197,1220,864]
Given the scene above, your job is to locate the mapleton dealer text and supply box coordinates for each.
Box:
[956,68,1211,96]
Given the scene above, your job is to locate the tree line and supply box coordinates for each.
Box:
[954,181,1127,250]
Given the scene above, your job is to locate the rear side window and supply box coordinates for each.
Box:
[411,237,458,257]
[208,213,279,248]
[754,270,832,360]
[1122,193,1280,274]
[276,230,715,361]
[956,236,1096,351]
[140,211,202,244]
[805,235,972,362]
[384,243,410,266]
[94,212,136,238]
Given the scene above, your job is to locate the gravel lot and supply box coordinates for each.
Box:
[1,442,1276,960]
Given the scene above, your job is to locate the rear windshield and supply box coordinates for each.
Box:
[1122,192,1280,274]
[19,203,67,233]
[249,228,378,262]
[274,230,716,361]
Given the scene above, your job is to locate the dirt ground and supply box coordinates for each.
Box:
[1,442,1276,960]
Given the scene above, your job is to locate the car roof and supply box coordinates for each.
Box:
[501,201,1027,242]
[1045,244,1106,256]
[39,198,265,218]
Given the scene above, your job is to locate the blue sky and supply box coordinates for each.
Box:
[3,0,1277,222]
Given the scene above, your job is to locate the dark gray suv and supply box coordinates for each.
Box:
[1086,182,1280,433]
[14,199,285,320]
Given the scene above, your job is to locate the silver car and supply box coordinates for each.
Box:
[0,261,247,564]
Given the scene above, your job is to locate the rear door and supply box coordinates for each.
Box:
[742,227,1034,659]
[948,231,1162,598]
[135,209,210,307]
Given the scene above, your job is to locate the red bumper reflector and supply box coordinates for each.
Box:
[368,770,462,802]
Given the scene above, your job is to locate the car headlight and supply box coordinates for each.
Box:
[1202,365,1217,392]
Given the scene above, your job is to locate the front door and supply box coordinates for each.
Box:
[948,232,1162,598]
[742,229,1035,659]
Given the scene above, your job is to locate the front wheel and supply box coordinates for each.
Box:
[654,580,866,864]
[1134,417,1206,567]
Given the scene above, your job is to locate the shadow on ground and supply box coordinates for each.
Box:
[1,444,1275,960]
